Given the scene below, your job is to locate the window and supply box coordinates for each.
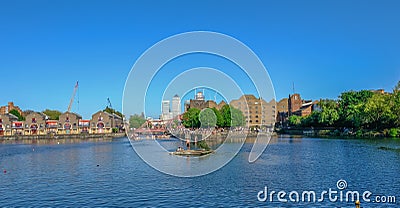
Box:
[0,119,2,123]
[255,115,259,118]
[32,118,36,123]
[249,120,252,123]
[256,120,259,123]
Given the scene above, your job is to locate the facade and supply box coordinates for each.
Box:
[184,91,227,112]
[288,93,316,117]
[58,112,82,134]
[0,113,18,136]
[171,94,181,118]
[90,111,122,134]
[161,100,172,120]
[24,112,48,135]
[0,102,23,116]
[276,98,289,124]
[230,95,276,127]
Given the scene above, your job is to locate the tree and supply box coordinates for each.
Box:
[129,114,146,128]
[288,115,302,126]
[392,82,400,127]
[182,108,200,128]
[218,105,244,127]
[9,109,24,121]
[364,93,393,129]
[230,107,245,127]
[219,105,231,127]
[42,109,62,120]
[317,99,339,126]
[199,108,217,128]
[338,90,373,128]
[104,107,123,118]
[211,108,224,127]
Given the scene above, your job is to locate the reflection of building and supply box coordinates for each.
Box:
[0,113,18,136]
[0,102,23,116]
[171,94,181,118]
[230,95,275,127]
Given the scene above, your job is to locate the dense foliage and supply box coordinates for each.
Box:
[182,105,245,128]
[9,109,24,121]
[42,109,62,120]
[288,81,400,135]
[104,107,123,118]
[129,113,146,128]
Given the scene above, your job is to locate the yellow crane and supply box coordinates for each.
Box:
[67,81,79,112]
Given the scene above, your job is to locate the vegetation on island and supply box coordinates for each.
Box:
[288,81,400,137]
[182,105,245,128]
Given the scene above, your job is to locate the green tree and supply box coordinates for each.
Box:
[182,108,200,128]
[364,93,393,129]
[9,109,24,121]
[219,105,231,127]
[338,90,373,128]
[42,109,62,120]
[211,107,224,127]
[231,107,245,127]
[129,113,146,128]
[288,115,302,126]
[199,108,217,128]
[392,81,400,127]
[104,107,123,118]
[317,99,339,126]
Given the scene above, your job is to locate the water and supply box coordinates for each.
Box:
[1,136,400,207]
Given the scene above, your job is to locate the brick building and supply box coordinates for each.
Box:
[230,95,275,127]
[0,102,23,116]
[0,113,18,136]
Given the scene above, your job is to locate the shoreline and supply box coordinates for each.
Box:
[0,132,126,140]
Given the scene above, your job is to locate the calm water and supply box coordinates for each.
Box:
[1,136,400,207]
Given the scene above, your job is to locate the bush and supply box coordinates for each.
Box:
[388,128,398,137]
[355,129,363,137]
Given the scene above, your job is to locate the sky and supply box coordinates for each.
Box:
[1,0,399,118]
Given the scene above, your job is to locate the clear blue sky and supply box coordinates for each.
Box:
[1,0,399,118]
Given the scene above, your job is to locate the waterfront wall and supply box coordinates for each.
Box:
[0,132,126,140]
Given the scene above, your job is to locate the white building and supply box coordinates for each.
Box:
[171,94,181,118]
[161,100,172,120]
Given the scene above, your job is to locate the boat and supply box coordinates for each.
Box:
[169,149,214,156]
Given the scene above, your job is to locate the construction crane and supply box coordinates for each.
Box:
[107,97,112,109]
[67,81,79,112]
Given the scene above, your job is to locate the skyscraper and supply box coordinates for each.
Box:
[161,100,171,120]
[171,94,181,118]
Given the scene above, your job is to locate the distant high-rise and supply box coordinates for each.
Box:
[161,100,171,120]
[171,94,181,118]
